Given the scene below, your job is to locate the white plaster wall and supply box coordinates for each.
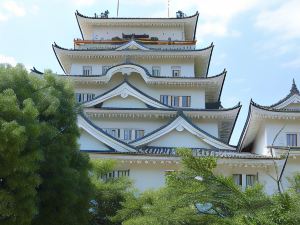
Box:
[116,163,180,192]
[141,63,195,77]
[283,103,300,110]
[91,26,185,41]
[149,129,213,148]
[101,95,148,108]
[265,120,300,147]
[79,130,111,151]
[253,125,267,155]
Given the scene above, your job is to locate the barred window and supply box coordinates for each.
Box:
[246,175,257,187]
[152,66,161,76]
[75,93,95,103]
[102,65,110,75]
[233,174,242,186]
[83,66,92,76]
[171,66,181,77]
[160,95,191,107]
[287,133,297,146]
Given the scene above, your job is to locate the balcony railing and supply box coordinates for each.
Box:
[74,38,196,46]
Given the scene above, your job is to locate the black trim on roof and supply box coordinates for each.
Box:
[129,111,237,149]
[251,99,300,113]
[217,69,226,103]
[76,10,199,20]
[227,102,242,144]
[205,42,214,77]
[80,113,137,151]
[53,42,212,53]
[268,79,300,108]
[238,100,252,152]
[193,12,199,41]
[82,78,173,109]
[85,104,241,112]
[52,43,67,75]
[75,11,84,40]
[31,67,43,75]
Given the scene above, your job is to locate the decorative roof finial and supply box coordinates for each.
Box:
[291,78,299,95]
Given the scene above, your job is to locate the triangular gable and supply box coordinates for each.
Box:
[273,94,300,110]
[83,82,171,109]
[148,129,212,149]
[116,40,150,51]
[130,115,236,150]
[78,115,136,152]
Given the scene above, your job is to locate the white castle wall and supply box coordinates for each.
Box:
[79,130,111,151]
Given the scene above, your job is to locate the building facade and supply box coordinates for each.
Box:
[32,10,300,194]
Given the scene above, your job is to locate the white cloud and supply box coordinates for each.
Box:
[255,0,300,40]
[3,1,26,17]
[0,13,9,22]
[0,54,17,66]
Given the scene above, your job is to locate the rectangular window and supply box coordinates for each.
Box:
[182,96,191,107]
[246,175,257,187]
[117,170,130,177]
[287,133,297,146]
[135,130,145,139]
[160,95,169,105]
[83,66,92,76]
[171,66,181,77]
[172,96,179,107]
[233,174,242,186]
[124,129,133,141]
[152,66,161,76]
[102,65,110,75]
[103,128,120,138]
[75,93,95,103]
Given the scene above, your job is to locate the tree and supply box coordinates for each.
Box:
[115,148,300,225]
[0,64,42,225]
[89,159,134,225]
[0,64,92,225]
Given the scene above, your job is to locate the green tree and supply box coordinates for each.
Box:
[0,64,42,225]
[115,148,300,225]
[89,159,134,225]
[0,64,92,225]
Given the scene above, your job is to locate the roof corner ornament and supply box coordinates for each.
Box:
[290,78,299,95]
[176,10,186,18]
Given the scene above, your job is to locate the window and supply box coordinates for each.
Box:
[83,66,92,76]
[160,95,191,107]
[160,95,169,105]
[75,93,95,103]
[117,170,130,177]
[171,66,181,77]
[182,96,191,107]
[233,174,242,186]
[152,66,161,76]
[102,65,110,75]
[246,175,257,187]
[287,133,297,146]
[124,129,133,141]
[103,128,120,138]
[135,130,145,139]
[172,96,179,107]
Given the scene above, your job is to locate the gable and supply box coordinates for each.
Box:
[116,40,150,51]
[101,95,149,108]
[79,130,112,151]
[149,129,213,148]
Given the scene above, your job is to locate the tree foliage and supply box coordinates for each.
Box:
[115,148,300,225]
[0,64,92,225]
[89,159,134,225]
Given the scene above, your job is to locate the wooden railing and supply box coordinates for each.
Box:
[74,38,196,46]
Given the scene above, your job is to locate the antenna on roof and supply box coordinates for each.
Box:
[168,0,170,17]
[117,0,120,17]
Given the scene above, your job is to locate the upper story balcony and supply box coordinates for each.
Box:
[74,38,196,51]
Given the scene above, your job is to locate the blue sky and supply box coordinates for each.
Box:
[0,0,299,145]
